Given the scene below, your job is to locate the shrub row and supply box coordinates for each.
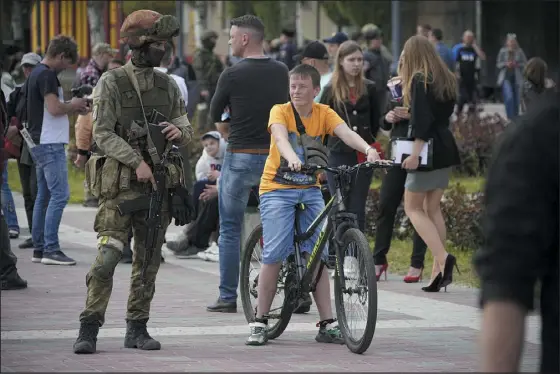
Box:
[364,183,484,251]
[451,112,509,176]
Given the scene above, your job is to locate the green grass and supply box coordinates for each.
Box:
[368,237,479,288]
[6,160,86,204]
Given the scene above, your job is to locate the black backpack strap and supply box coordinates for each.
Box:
[290,101,306,135]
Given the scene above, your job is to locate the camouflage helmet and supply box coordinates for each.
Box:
[201,30,218,42]
[120,10,180,48]
[361,23,379,34]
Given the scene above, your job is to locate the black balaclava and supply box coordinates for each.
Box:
[131,42,166,68]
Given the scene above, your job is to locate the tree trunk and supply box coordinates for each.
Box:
[280,1,297,31]
[194,0,207,48]
[87,1,106,46]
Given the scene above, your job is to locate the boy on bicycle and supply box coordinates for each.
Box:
[248,64,380,346]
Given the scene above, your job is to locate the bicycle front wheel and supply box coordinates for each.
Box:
[239,224,294,340]
[334,228,378,354]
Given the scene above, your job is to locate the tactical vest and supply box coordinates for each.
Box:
[111,68,174,163]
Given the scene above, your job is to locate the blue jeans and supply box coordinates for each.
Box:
[502,80,519,119]
[260,187,327,265]
[218,151,267,302]
[31,144,70,253]
[1,160,19,232]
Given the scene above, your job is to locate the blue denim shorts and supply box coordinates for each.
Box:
[259,187,328,265]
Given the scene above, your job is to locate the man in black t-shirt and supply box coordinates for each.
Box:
[26,36,90,266]
[206,15,289,313]
[455,30,486,115]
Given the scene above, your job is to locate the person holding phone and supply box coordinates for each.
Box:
[398,36,461,292]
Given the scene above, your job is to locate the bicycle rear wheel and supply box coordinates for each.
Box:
[239,224,296,340]
[334,228,378,354]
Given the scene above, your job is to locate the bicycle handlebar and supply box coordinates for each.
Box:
[278,160,395,175]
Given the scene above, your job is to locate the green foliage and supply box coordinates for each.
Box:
[365,183,485,250]
[251,1,283,40]
[320,1,351,28]
[122,0,177,16]
[226,1,255,19]
[451,113,508,176]
[323,0,391,29]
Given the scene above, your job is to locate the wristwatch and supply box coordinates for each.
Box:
[364,146,373,155]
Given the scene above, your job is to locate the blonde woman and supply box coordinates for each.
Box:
[399,36,461,292]
[320,41,381,235]
[496,34,526,119]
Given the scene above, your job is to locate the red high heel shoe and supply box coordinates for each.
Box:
[403,267,424,283]
[375,264,388,281]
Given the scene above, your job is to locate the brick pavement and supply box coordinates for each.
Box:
[1,194,540,372]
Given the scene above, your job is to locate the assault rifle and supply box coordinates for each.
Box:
[116,110,169,286]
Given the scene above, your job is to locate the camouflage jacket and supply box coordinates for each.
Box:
[192,48,224,95]
[91,63,193,171]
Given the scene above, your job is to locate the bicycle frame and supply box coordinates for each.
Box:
[291,174,356,296]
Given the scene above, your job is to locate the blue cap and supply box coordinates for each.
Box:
[323,32,349,45]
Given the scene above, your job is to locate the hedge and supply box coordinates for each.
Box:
[364,183,485,250]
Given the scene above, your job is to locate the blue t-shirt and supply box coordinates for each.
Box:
[436,42,455,71]
[452,43,463,61]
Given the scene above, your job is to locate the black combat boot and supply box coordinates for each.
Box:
[73,322,100,354]
[1,273,28,290]
[124,319,161,350]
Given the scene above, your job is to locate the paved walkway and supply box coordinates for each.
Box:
[1,194,540,372]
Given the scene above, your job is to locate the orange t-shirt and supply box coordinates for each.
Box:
[259,102,344,195]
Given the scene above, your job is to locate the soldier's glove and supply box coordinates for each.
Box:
[170,186,196,226]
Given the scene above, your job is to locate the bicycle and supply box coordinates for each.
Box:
[240,160,394,354]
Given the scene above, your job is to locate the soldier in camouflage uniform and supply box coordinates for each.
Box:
[73,9,194,354]
[192,30,224,130]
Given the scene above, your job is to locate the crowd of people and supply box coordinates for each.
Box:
[0,10,558,373]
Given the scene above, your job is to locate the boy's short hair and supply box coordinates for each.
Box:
[289,64,321,88]
[46,35,79,64]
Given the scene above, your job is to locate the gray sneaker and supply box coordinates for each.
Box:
[315,323,345,344]
[245,322,268,346]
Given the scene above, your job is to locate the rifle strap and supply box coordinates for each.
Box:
[122,62,172,166]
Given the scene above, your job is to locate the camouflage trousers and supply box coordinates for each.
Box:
[79,188,170,326]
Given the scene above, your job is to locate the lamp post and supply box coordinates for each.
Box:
[390,0,401,74]
[176,0,184,60]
